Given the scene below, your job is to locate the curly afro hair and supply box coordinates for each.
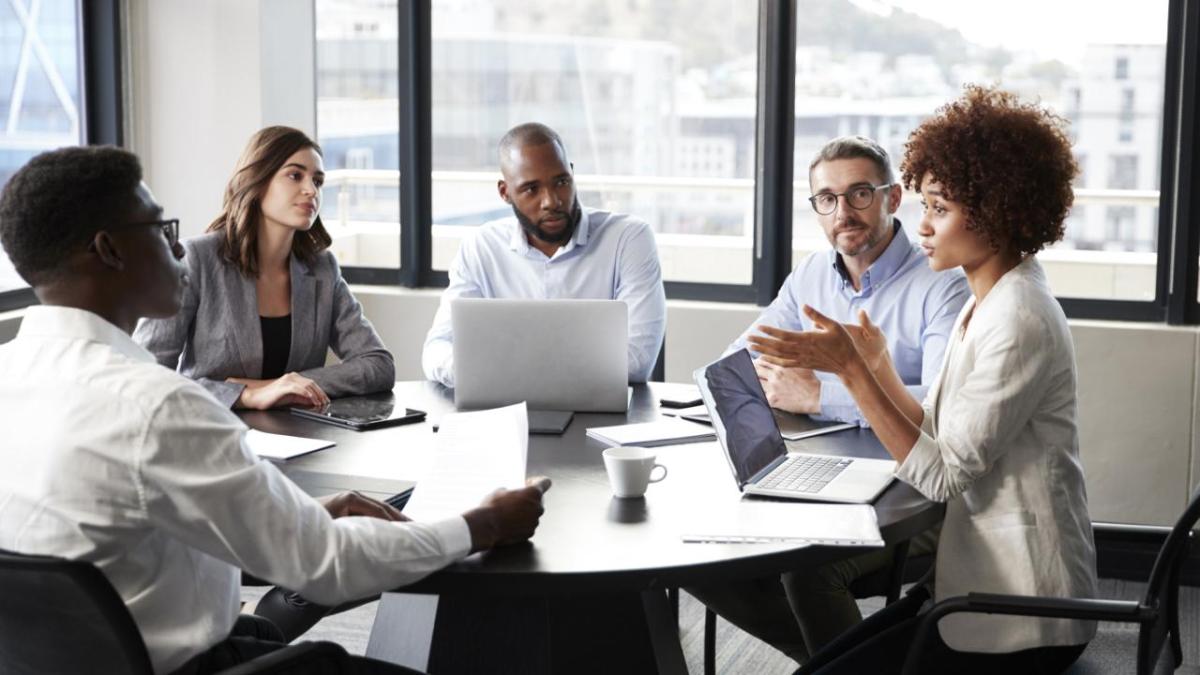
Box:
[0,146,142,285]
[900,85,1077,256]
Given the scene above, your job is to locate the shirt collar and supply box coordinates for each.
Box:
[828,219,911,290]
[507,206,593,257]
[16,305,154,364]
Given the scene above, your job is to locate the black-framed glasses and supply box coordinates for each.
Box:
[123,218,180,247]
[808,184,892,215]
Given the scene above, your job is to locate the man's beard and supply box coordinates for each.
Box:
[829,218,889,257]
[513,198,582,245]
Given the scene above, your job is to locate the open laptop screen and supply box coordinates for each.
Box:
[703,349,788,485]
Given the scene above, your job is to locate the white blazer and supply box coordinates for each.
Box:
[896,256,1098,653]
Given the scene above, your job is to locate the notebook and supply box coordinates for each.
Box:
[586,418,716,447]
[682,501,884,546]
[244,430,334,461]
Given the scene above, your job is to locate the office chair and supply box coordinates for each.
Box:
[651,341,667,382]
[898,484,1200,675]
[0,549,346,675]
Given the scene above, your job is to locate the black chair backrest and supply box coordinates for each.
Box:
[1138,484,1200,670]
[650,341,666,382]
[0,549,153,675]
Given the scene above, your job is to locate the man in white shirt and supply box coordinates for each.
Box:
[0,146,550,675]
[422,122,667,387]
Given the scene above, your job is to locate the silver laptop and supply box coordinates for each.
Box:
[452,298,629,412]
[694,349,896,503]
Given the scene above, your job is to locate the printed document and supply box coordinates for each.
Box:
[404,402,528,521]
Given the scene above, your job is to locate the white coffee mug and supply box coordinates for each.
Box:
[602,446,668,498]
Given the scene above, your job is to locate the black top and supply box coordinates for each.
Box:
[259,315,291,380]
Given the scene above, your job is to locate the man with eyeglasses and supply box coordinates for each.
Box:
[0,146,550,674]
[688,136,968,665]
[727,135,969,425]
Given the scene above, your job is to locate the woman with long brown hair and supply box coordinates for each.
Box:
[135,126,394,409]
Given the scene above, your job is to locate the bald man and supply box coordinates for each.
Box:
[422,122,667,387]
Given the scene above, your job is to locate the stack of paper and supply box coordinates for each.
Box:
[586,418,715,447]
[682,502,884,547]
[244,429,335,461]
[403,402,528,521]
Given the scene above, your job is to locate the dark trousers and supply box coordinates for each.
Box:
[241,573,377,643]
[797,586,1087,675]
[686,527,939,663]
[253,586,379,643]
[172,614,422,675]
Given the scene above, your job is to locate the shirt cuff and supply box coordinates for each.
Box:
[428,515,473,559]
[818,380,867,426]
[895,432,943,501]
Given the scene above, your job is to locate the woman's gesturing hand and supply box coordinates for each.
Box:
[747,305,867,377]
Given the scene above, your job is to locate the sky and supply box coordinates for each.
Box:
[852,0,1170,66]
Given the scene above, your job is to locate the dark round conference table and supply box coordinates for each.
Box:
[240,381,943,674]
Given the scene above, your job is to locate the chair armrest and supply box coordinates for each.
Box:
[216,641,348,675]
[899,593,1152,675]
[948,593,1149,622]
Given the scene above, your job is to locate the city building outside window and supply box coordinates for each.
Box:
[315,0,1169,303]
[0,0,83,293]
[790,1,1166,302]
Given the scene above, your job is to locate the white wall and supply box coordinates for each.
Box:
[124,0,315,239]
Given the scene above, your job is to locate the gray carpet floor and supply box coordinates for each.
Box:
[241,579,1200,674]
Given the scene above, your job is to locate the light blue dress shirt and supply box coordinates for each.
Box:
[727,222,969,426]
[423,207,667,387]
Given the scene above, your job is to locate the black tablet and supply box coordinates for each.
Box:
[290,393,426,431]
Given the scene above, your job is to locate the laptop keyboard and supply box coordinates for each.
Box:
[759,455,852,493]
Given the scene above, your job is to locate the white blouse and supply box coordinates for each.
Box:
[896,256,1098,653]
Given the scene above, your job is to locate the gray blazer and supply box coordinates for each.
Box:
[133,232,395,408]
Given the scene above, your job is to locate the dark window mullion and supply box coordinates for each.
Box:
[1165,0,1200,324]
[397,0,433,287]
[1058,298,1165,323]
[752,0,797,307]
[0,289,37,313]
[79,0,122,146]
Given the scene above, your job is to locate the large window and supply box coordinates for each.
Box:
[427,0,759,285]
[315,0,402,271]
[790,0,1168,303]
[0,0,83,294]
[310,0,1200,324]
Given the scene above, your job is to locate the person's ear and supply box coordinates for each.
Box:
[497,179,511,204]
[886,183,902,215]
[90,231,126,272]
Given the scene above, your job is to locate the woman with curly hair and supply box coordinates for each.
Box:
[750,85,1096,674]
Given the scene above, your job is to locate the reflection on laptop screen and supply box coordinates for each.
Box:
[704,350,788,485]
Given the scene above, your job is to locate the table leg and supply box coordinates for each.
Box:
[365,590,689,674]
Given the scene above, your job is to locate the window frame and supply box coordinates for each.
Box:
[332,0,1200,324]
[0,0,124,312]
